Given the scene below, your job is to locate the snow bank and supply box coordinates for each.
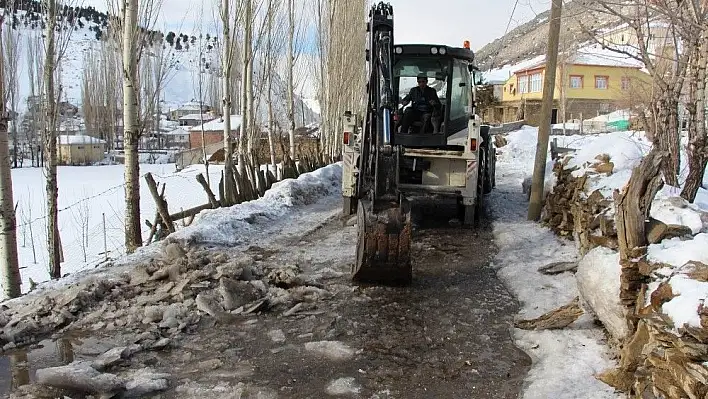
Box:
[647,233,708,267]
[576,247,628,340]
[491,128,621,398]
[168,163,343,246]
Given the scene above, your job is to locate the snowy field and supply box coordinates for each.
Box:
[12,163,226,292]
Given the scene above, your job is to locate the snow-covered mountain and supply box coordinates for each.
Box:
[1,2,320,128]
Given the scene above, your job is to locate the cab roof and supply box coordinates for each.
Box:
[394,44,475,63]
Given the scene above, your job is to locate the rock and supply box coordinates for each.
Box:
[326,377,362,396]
[494,134,507,148]
[218,278,262,311]
[150,263,182,282]
[646,218,694,244]
[209,252,228,265]
[170,278,191,296]
[124,368,170,397]
[304,341,355,361]
[594,153,611,163]
[143,305,165,324]
[35,361,125,394]
[685,261,708,282]
[593,161,614,175]
[129,264,151,286]
[162,243,186,262]
[240,265,257,281]
[267,265,304,288]
[267,329,286,343]
[151,338,171,350]
[92,346,131,371]
[195,293,227,318]
[345,215,357,227]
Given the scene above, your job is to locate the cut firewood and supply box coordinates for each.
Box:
[515,297,583,330]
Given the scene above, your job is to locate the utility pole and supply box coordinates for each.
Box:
[528,0,563,221]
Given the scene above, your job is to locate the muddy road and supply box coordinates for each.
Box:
[152,200,531,398]
[1,199,531,398]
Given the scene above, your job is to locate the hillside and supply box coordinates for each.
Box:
[0,1,319,129]
[475,0,623,71]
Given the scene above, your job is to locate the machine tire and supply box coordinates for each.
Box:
[342,196,357,217]
[483,144,493,194]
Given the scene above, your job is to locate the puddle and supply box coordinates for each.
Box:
[0,333,126,395]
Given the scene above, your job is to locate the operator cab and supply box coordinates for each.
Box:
[392,44,476,149]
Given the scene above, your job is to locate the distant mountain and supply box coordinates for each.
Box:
[474,0,623,71]
[0,1,320,129]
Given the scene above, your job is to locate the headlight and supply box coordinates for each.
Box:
[439,47,446,55]
[394,47,403,54]
[431,47,438,54]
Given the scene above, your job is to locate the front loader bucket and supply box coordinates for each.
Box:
[352,199,412,285]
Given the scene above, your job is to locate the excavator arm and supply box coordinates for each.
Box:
[351,2,413,285]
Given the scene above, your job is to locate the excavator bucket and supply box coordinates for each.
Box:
[352,199,412,285]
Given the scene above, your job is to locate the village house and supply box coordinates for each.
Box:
[169,101,212,121]
[188,114,242,149]
[164,127,191,150]
[57,134,107,165]
[179,113,217,127]
[495,47,652,126]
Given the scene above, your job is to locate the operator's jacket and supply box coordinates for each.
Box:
[402,86,440,114]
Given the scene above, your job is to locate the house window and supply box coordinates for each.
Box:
[518,76,528,94]
[595,76,609,89]
[621,77,630,91]
[77,146,84,149]
[530,73,542,92]
[569,75,583,88]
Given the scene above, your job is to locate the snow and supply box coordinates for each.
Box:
[12,163,225,293]
[576,247,628,340]
[651,194,706,235]
[647,233,708,267]
[5,162,343,304]
[190,115,243,133]
[490,129,621,398]
[169,163,343,246]
[57,134,107,145]
[662,274,708,329]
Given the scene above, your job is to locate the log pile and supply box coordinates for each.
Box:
[601,262,708,398]
[542,155,617,255]
[544,149,708,398]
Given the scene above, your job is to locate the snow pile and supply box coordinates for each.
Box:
[168,163,343,246]
[490,128,621,398]
[576,247,628,340]
[652,187,707,234]
[564,131,651,197]
[645,234,708,330]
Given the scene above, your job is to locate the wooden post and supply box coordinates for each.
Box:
[196,173,220,208]
[144,173,175,234]
[528,0,563,221]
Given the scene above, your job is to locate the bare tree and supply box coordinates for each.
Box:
[2,1,21,168]
[105,0,163,252]
[41,0,76,279]
[0,13,21,298]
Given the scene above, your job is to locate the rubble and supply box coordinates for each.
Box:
[35,361,126,394]
[304,340,355,361]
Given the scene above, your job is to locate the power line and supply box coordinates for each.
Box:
[489,0,521,71]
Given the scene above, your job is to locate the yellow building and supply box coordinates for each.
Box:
[496,48,652,126]
[57,134,107,165]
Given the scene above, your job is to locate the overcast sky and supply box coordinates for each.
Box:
[82,0,552,50]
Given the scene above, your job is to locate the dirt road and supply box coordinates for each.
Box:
[1,199,530,398]
[151,200,531,398]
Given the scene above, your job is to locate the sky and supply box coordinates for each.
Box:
[81,0,553,51]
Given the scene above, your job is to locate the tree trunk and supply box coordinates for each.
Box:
[43,0,61,279]
[0,24,21,298]
[614,148,664,331]
[681,38,708,202]
[221,0,236,206]
[266,0,277,170]
[237,0,252,175]
[286,0,296,161]
[122,0,142,253]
